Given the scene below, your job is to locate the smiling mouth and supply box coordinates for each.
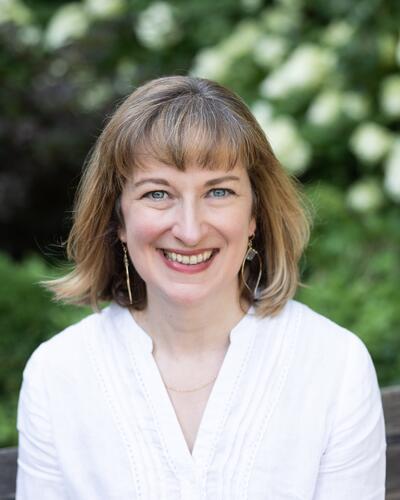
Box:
[161,249,217,265]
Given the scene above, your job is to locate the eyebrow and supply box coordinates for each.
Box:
[133,175,241,188]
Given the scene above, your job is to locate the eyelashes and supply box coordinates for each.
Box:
[143,190,168,201]
[142,188,236,201]
[207,188,236,198]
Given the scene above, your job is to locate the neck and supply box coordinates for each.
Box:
[132,287,249,359]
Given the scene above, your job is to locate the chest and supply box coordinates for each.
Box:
[53,308,333,499]
[166,385,214,454]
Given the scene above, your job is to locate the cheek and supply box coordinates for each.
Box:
[124,211,166,252]
[216,209,253,245]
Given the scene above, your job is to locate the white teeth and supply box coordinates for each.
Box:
[163,250,214,265]
[203,250,212,261]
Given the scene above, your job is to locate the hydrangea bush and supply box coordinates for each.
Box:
[191,0,400,207]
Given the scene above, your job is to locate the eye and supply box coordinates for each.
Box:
[207,188,235,198]
[143,190,169,201]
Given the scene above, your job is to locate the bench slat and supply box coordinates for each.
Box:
[382,386,400,439]
[0,448,17,500]
[387,442,400,494]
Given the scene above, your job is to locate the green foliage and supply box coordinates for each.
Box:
[296,184,400,387]
[0,253,89,446]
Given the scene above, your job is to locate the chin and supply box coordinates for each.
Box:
[167,293,208,307]
[161,285,215,307]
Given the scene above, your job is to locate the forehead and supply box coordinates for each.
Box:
[130,157,250,185]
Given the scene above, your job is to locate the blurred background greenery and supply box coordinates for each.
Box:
[0,0,399,447]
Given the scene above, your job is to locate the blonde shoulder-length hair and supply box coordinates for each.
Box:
[45,75,311,317]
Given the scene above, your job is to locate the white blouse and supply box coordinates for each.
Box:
[16,300,386,499]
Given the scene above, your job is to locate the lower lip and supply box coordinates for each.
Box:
[158,250,217,274]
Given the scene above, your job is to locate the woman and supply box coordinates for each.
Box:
[16,76,386,499]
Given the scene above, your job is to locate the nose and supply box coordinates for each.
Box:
[171,199,207,247]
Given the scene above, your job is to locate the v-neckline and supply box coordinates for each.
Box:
[119,305,259,476]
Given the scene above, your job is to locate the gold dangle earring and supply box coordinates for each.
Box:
[240,235,262,298]
[122,242,133,305]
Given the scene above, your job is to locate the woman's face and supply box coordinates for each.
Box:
[119,158,256,307]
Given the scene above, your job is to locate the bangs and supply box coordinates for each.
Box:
[115,93,258,177]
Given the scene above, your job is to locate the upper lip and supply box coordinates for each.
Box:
[158,248,218,256]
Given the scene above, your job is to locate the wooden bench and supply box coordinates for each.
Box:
[0,447,16,500]
[1,385,399,499]
[384,386,400,500]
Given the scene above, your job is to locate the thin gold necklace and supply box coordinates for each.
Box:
[153,343,223,393]
[165,375,218,393]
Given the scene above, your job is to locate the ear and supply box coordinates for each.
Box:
[115,195,127,242]
[249,216,256,238]
[118,227,127,243]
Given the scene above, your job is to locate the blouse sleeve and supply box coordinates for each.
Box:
[16,345,68,499]
[312,334,387,500]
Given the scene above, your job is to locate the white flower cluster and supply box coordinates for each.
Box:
[347,178,384,213]
[220,20,260,59]
[252,34,288,69]
[0,0,31,26]
[252,101,311,175]
[135,1,181,51]
[342,92,370,121]
[191,21,260,80]
[307,90,370,127]
[191,49,231,81]
[350,122,393,165]
[306,90,342,127]
[2,0,40,47]
[44,0,126,49]
[260,44,336,100]
[322,21,354,48]
[276,0,302,7]
[79,81,113,111]
[260,5,300,34]
[277,0,304,8]
[251,100,274,127]
[380,75,400,119]
[384,139,400,202]
[17,25,41,46]
[240,0,263,13]
[85,0,124,19]
[45,3,89,49]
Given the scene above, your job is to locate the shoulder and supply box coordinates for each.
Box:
[261,302,381,425]
[291,301,377,389]
[282,299,369,351]
[255,299,374,377]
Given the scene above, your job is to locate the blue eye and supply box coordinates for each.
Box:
[144,190,168,200]
[208,188,234,198]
